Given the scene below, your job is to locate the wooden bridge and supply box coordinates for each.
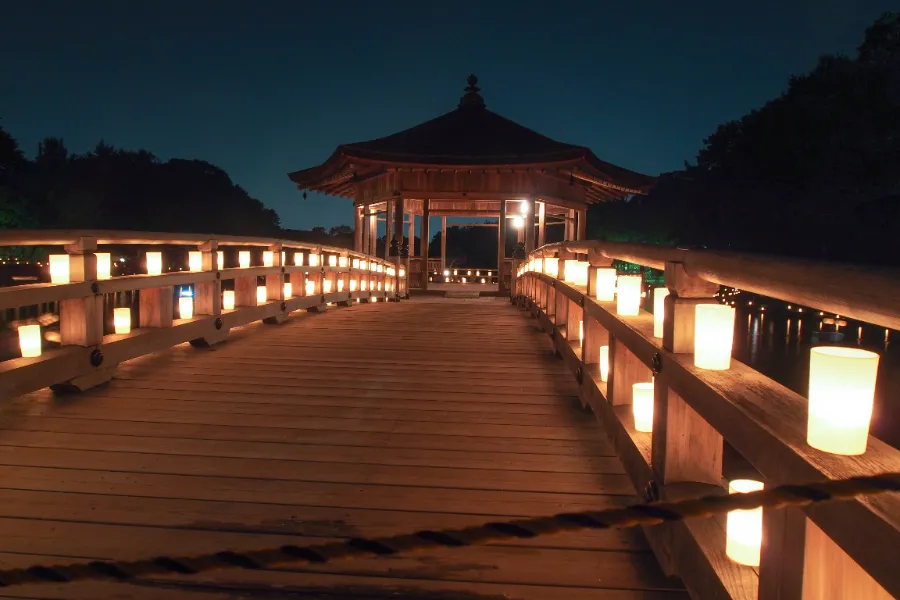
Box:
[1,231,899,600]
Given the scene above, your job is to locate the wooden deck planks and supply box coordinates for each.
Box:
[1,297,686,599]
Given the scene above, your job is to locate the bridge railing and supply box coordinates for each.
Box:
[0,230,406,398]
[514,240,900,600]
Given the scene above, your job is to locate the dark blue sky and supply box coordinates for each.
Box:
[2,1,893,230]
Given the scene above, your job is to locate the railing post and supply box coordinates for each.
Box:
[193,239,228,346]
[263,243,288,324]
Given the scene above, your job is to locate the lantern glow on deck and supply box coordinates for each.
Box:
[595,268,616,302]
[189,251,202,272]
[694,304,736,370]
[807,347,879,455]
[653,288,669,338]
[256,286,267,305]
[113,308,131,334]
[95,253,111,280]
[49,254,69,284]
[239,251,251,268]
[726,479,764,566]
[18,325,41,357]
[632,382,654,432]
[223,290,235,310]
[146,252,163,276]
[600,346,609,382]
[178,296,194,319]
[616,275,642,316]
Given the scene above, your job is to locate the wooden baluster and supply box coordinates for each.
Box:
[194,240,228,346]
[263,243,287,324]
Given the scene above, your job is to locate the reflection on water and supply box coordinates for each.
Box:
[732,307,899,449]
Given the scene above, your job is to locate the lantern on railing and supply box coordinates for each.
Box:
[256,286,267,305]
[694,304,736,370]
[294,252,304,266]
[178,296,194,319]
[324,280,333,293]
[481,278,486,284]
[399,268,406,277]
[653,288,669,338]
[726,479,764,566]
[113,307,131,334]
[350,279,358,291]
[189,251,202,272]
[353,258,360,269]
[807,347,879,455]
[337,279,344,292]
[48,254,69,284]
[378,264,384,273]
[239,251,251,268]
[329,255,337,267]
[217,251,224,270]
[594,268,616,302]
[544,258,559,278]
[339,256,348,268]
[305,280,315,296]
[223,290,235,310]
[146,252,163,276]
[93,253,111,280]
[18,324,41,358]
[443,269,450,277]
[281,251,286,265]
[533,258,543,273]
[616,275,642,316]
[361,280,368,291]
[632,382,654,432]
[263,251,274,267]
[284,282,292,298]
[600,346,610,382]
[309,254,320,267]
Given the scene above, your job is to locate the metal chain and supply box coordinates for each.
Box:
[1,472,898,588]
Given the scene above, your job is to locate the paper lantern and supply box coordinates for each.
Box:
[217,251,224,270]
[443,269,450,276]
[568,261,589,286]
[113,307,131,334]
[329,255,337,267]
[239,251,250,268]
[47,254,70,284]
[807,347,880,455]
[377,281,382,291]
[324,280,333,293]
[461,277,467,283]
[352,258,360,269]
[594,268,616,302]
[339,256,348,267]
[487,270,492,277]
[453,270,458,276]
[18,324,41,357]
[360,260,367,270]
[653,288,670,338]
[350,279,358,291]
[616,275,642,316]
[632,382,654,432]
[337,279,344,292]
[95,253,111,280]
[512,215,524,229]
[694,304,736,370]
[189,251,202,272]
[600,346,610,382]
[305,280,315,295]
[544,258,559,278]
[377,264,383,273]
[371,296,378,302]
[399,268,406,277]
[283,282,292,298]
[223,290,235,310]
[294,252,304,266]
[371,263,378,272]
[481,278,486,284]
[263,251,274,267]
[256,286,267,305]
[281,251,286,265]
[146,252,163,276]
[726,479,764,566]
[178,296,194,319]
[533,259,543,274]
[361,280,368,291]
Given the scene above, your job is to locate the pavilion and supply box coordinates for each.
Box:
[288,75,654,292]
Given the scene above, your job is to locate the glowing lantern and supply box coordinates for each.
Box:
[294,253,304,266]
[353,258,360,269]
[18,325,41,357]
[512,215,524,229]
[481,278,486,284]
[444,277,450,283]
[95,253,111,280]
[309,254,320,267]
[533,259,543,273]
[223,290,235,310]
[443,269,450,276]
[544,258,559,278]
[807,347,879,455]
[239,251,251,268]
[694,304,736,370]
[595,268,617,302]
[565,261,589,286]
[632,382,654,432]
[256,286,267,305]
[377,264,383,273]
[49,254,70,284]
[399,268,406,277]
[600,346,610,382]
[337,279,344,292]
[371,296,378,303]
[487,270,492,277]
[453,270,458,276]
[263,251,274,267]
[113,307,131,334]
[281,251,286,265]
[350,279,358,291]
[189,251,202,272]
[324,280,333,293]
[361,280,368,291]
[305,280,315,296]
[377,281,382,291]
[467,270,472,276]
[178,296,194,319]
[726,479,764,566]
[653,288,670,338]
[283,282,292,298]
[616,275,642,316]
[329,255,337,267]
[217,251,224,270]
[146,252,163,276]
[462,277,467,283]
[339,256,348,267]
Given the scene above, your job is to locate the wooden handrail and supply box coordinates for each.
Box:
[532,240,900,331]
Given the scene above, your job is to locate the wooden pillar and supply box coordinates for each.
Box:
[577,208,587,241]
[565,208,576,241]
[353,199,363,252]
[393,196,404,277]
[524,196,535,253]
[537,201,546,247]
[59,238,103,347]
[384,199,393,261]
[497,199,507,293]
[194,240,227,346]
[421,200,430,291]
[440,216,448,272]
[368,210,377,256]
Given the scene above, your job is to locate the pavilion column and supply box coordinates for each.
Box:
[524,196,535,253]
[537,201,546,247]
[354,205,363,252]
[566,208,576,241]
[577,208,587,241]
[384,199,394,261]
[441,216,447,272]
[369,210,377,256]
[497,199,507,293]
[393,196,404,280]
[421,200,430,291]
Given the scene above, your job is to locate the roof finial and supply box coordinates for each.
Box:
[458,73,485,109]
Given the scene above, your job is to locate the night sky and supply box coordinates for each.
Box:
[2,1,894,230]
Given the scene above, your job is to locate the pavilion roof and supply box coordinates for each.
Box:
[288,75,655,201]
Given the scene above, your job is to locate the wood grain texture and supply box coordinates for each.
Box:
[5,297,685,599]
